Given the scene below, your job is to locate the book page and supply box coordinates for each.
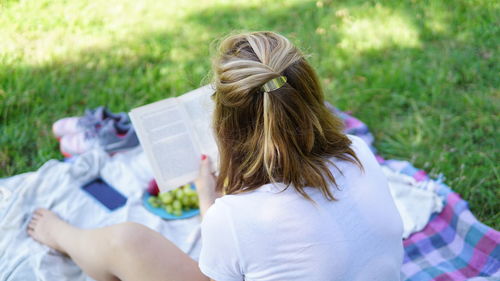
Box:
[178,84,219,172]
[130,98,201,192]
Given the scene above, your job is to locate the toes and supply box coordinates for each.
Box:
[28,222,37,232]
[28,212,40,231]
[34,208,46,216]
[27,225,36,237]
[30,214,40,222]
[27,229,39,242]
[39,208,50,213]
[33,208,53,220]
[35,208,53,218]
[33,212,43,219]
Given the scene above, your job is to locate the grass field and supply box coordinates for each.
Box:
[1,0,498,228]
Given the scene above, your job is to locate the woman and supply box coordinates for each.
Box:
[28,31,404,281]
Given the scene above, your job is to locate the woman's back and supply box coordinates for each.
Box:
[199,135,404,281]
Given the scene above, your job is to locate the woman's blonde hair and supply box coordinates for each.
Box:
[212,31,361,201]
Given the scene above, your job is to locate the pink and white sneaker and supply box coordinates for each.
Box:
[52,117,81,140]
[52,107,129,139]
[59,131,98,157]
[59,119,139,157]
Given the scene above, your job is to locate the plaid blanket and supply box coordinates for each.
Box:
[338,110,500,280]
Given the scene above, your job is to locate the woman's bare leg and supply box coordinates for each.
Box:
[27,208,208,281]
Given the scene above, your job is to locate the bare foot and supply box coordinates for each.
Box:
[27,208,67,254]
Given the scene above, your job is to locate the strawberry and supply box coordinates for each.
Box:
[147,179,160,196]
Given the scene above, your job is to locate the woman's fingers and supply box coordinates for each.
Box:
[196,155,220,218]
[199,154,216,179]
[200,154,210,175]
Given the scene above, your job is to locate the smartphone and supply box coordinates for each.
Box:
[81,178,127,211]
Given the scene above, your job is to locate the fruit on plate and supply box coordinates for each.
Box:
[147,184,199,216]
[147,179,160,196]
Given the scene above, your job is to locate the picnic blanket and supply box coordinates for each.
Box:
[341,111,500,280]
[0,105,498,280]
[0,148,202,281]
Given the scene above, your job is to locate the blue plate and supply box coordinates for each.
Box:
[142,184,200,220]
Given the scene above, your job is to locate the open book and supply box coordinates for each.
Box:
[129,85,218,192]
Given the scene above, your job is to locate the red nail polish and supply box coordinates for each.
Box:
[201,154,207,160]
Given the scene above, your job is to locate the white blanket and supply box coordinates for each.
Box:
[381,166,444,238]
[0,148,443,280]
[0,148,201,281]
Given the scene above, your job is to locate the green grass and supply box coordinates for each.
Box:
[1,0,498,228]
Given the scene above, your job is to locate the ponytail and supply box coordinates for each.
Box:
[212,31,362,201]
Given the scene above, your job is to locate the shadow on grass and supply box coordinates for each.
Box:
[1,0,498,226]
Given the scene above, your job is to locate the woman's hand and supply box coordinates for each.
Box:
[194,155,221,218]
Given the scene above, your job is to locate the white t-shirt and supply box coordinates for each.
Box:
[199,135,404,281]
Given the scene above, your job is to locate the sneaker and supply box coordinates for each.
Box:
[60,119,139,157]
[52,117,80,140]
[99,122,139,154]
[52,107,130,139]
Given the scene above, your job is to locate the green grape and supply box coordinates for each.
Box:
[186,200,194,209]
[148,197,160,208]
[159,192,173,204]
[190,194,199,206]
[175,189,184,199]
[165,205,174,214]
[165,191,173,201]
[184,188,196,196]
[172,200,182,211]
[173,209,183,216]
[181,196,190,207]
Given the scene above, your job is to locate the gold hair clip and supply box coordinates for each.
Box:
[261,76,287,92]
